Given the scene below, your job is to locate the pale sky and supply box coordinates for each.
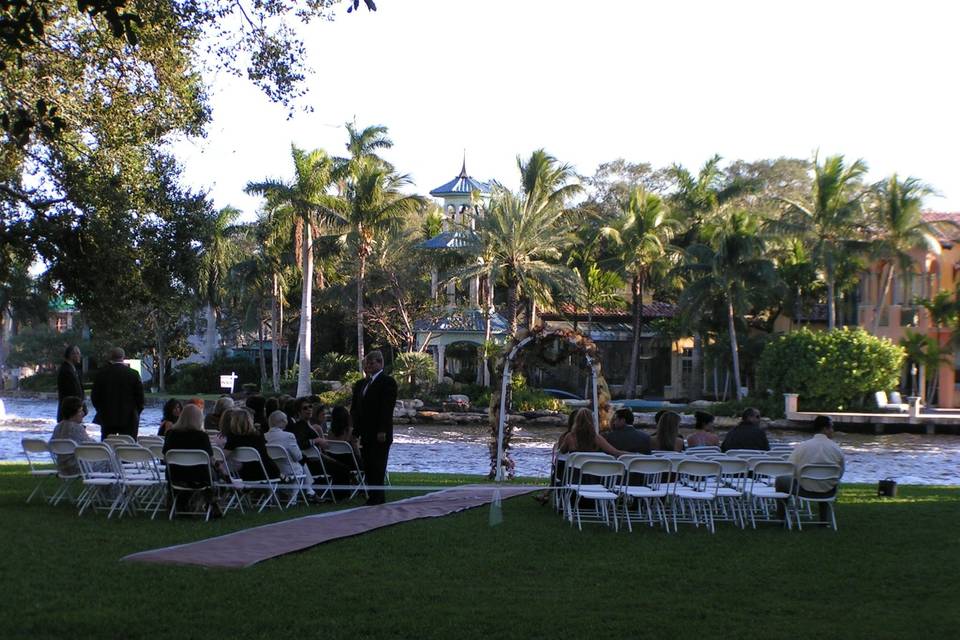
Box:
[171,0,960,220]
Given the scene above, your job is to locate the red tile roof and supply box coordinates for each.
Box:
[921,212,960,245]
[542,301,676,320]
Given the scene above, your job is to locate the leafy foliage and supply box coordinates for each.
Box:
[757,328,905,410]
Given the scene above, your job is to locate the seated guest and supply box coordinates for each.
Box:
[49,396,95,475]
[328,406,360,455]
[776,415,845,523]
[282,397,298,427]
[245,394,267,433]
[326,406,360,498]
[720,407,770,452]
[287,397,326,450]
[157,398,183,436]
[652,411,685,452]
[222,408,280,481]
[204,396,234,431]
[687,411,720,447]
[264,410,304,477]
[163,404,224,515]
[310,403,328,435]
[558,408,626,457]
[264,396,280,420]
[603,408,651,454]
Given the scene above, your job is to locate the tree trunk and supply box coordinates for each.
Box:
[624,273,643,399]
[528,298,538,330]
[872,262,894,334]
[727,295,744,400]
[258,315,268,392]
[506,280,519,337]
[271,273,280,393]
[296,218,313,397]
[692,332,704,399]
[826,256,837,330]
[155,320,166,393]
[481,274,493,386]
[356,251,367,371]
[203,303,218,363]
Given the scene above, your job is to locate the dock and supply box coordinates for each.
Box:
[783,393,960,435]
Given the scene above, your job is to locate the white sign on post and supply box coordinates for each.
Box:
[219,372,238,393]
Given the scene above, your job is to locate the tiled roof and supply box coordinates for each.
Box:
[420,230,477,250]
[541,301,676,320]
[414,309,508,334]
[921,212,960,245]
[429,161,493,197]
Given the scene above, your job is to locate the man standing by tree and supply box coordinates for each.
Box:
[91,347,145,440]
[350,351,397,506]
[56,345,84,421]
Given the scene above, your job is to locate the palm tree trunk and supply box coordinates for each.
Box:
[271,273,280,392]
[481,275,493,387]
[204,303,217,363]
[727,296,744,400]
[155,319,166,393]
[872,262,894,334]
[296,219,313,397]
[506,280,519,337]
[625,273,642,398]
[258,315,267,391]
[356,252,367,371]
[826,256,837,330]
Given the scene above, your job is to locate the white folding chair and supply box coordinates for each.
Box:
[671,460,722,533]
[163,449,215,520]
[114,445,165,519]
[619,457,671,532]
[715,458,749,528]
[302,445,336,503]
[793,464,842,531]
[747,461,795,529]
[229,446,282,512]
[560,452,612,522]
[104,434,136,447]
[324,440,368,500]
[47,439,82,505]
[569,459,624,531]
[22,438,57,503]
[266,444,311,508]
[74,444,124,517]
[211,445,245,514]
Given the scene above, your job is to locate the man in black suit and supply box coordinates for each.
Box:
[350,350,397,506]
[604,408,651,454]
[720,407,770,453]
[56,345,84,421]
[91,347,145,440]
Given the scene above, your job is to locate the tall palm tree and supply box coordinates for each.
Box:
[462,188,582,336]
[774,154,869,329]
[869,175,938,333]
[601,187,679,398]
[336,156,425,367]
[679,209,776,400]
[579,263,627,325]
[197,205,244,363]
[669,154,757,245]
[245,145,339,397]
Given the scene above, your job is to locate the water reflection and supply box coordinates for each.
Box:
[3,398,959,484]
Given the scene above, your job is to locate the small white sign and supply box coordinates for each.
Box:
[219,372,238,392]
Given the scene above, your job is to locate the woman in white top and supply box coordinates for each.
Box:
[49,396,94,475]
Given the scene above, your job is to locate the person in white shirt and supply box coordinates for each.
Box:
[777,415,844,523]
[264,410,304,477]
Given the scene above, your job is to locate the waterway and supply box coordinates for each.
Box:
[2,398,958,484]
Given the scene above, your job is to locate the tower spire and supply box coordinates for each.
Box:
[459,150,467,178]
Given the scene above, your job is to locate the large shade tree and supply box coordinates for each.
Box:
[245,146,339,397]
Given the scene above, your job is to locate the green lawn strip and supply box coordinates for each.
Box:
[1,465,958,640]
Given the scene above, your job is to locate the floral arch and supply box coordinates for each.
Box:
[488,327,612,481]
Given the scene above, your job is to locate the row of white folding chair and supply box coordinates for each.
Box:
[21,438,59,504]
[566,456,623,531]
[114,445,166,518]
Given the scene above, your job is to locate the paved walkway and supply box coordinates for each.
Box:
[122,484,538,569]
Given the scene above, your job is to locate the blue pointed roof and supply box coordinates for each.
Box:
[413,309,508,334]
[429,160,493,197]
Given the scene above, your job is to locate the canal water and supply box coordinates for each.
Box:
[2,398,958,484]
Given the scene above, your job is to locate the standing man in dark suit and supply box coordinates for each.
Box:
[56,345,84,421]
[91,347,145,440]
[351,350,397,506]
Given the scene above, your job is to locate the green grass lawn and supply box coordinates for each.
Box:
[1,464,958,640]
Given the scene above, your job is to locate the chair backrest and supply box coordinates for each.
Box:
[22,438,53,469]
[137,436,163,446]
[48,438,77,456]
[146,443,165,461]
[624,457,671,488]
[230,446,276,482]
[717,458,749,475]
[567,452,613,469]
[163,449,213,489]
[74,443,119,477]
[677,460,721,494]
[114,445,161,479]
[265,444,299,477]
[105,434,136,445]
[578,460,624,487]
[798,463,842,484]
[753,461,794,480]
[726,449,767,458]
[323,440,354,456]
[686,445,721,455]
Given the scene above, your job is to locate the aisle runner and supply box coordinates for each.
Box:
[122,484,538,569]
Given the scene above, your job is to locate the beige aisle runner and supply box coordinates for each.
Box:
[122,484,538,569]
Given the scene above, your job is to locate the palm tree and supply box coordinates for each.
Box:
[579,263,627,325]
[336,156,425,367]
[462,188,583,336]
[669,154,756,245]
[197,205,244,363]
[679,209,776,400]
[774,154,869,329]
[869,175,938,333]
[601,187,679,398]
[245,145,339,397]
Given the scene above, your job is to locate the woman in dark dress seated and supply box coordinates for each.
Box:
[163,404,220,513]
[222,408,280,481]
[157,398,183,436]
